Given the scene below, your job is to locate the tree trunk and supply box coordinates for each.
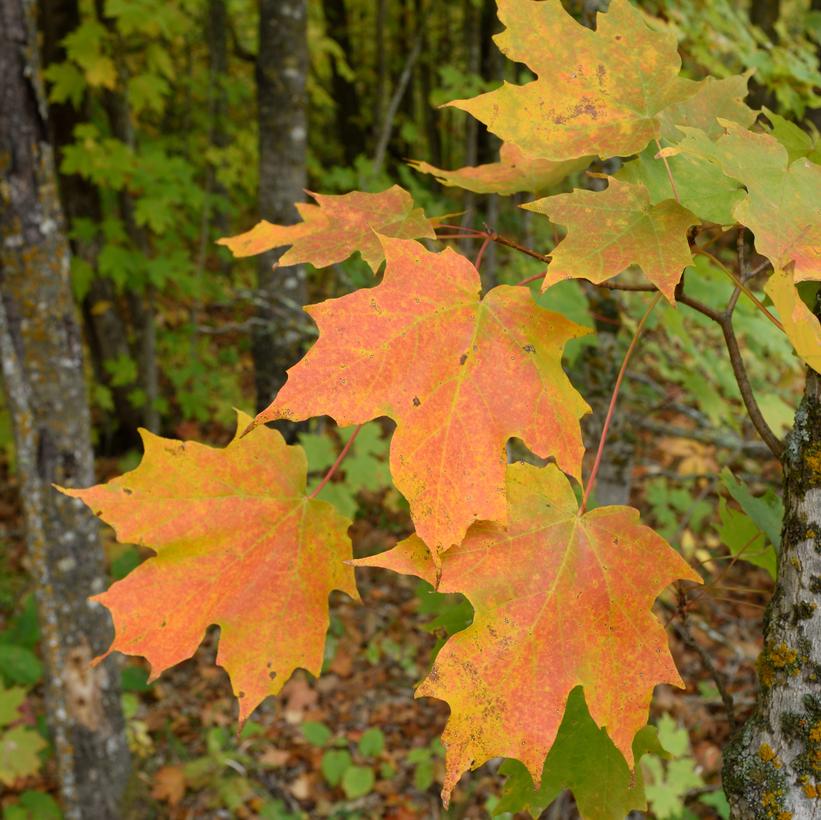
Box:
[0,0,131,817]
[723,294,821,818]
[322,0,365,164]
[253,0,309,417]
[40,0,143,449]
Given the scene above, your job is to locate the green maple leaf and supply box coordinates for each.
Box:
[0,726,46,786]
[495,687,664,819]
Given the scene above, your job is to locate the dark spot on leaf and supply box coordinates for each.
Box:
[239,691,245,698]
[523,344,536,353]
[269,671,277,680]
[460,354,468,365]
[413,396,421,407]
[123,487,133,495]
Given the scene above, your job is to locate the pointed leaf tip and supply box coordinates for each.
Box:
[358,463,700,802]
[71,421,358,720]
[261,238,590,558]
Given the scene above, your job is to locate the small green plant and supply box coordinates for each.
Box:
[642,714,729,819]
[406,738,445,792]
[301,721,385,800]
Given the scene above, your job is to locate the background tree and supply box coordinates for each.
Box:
[0,0,130,815]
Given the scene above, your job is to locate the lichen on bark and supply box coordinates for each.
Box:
[0,0,130,815]
[723,292,821,819]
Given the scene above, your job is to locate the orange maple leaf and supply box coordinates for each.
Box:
[59,412,358,721]
[217,185,434,271]
[355,462,700,803]
[448,0,697,162]
[253,237,591,558]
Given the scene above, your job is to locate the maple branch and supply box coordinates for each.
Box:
[673,617,738,731]
[676,281,784,459]
[580,292,664,513]
[692,247,783,331]
[474,234,492,270]
[310,424,363,499]
[720,315,784,458]
[484,230,552,263]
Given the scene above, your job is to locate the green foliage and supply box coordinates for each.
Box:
[406,739,444,792]
[301,422,390,517]
[2,790,62,820]
[641,714,730,820]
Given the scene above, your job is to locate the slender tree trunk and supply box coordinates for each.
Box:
[253,0,308,416]
[459,0,481,247]
[0,1,131,816]
[321,0,364,164]
[374,0,388,146]
[39,0,142,448]
[748,0,780,111]
[723,294,821,818]
[204,0,231,272]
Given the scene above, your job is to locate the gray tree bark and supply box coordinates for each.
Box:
[723,294,821,818]
[40,0,143,448]
[0,0,131,816]
[253,0,309,416]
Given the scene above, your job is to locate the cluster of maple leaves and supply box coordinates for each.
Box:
[64,0,820,814]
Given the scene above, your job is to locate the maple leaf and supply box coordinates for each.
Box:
[59,412,358,721]
[524,178,698,302]
[616,74,756,225]
[409,142,590,195]
[0,726,46,787]
[765,267,821,373]
[217,185,435,272]
[354,462,700,802]
[665,121,821,279]
[253,237,591,558]
[496,687,665,819]
[447,0,697,162]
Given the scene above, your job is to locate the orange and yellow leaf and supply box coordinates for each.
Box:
[525,178,697,302]
[448,0,697,162]
[355,462,700,803]
[218,185,435,271]
[254,237,591,558]
[59,412,358,721]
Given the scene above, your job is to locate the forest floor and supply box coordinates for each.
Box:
[0,430,773,819]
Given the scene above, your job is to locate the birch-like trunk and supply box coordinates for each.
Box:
[252,0,309,416]
[723,295,821,818]
[0,0,130,815]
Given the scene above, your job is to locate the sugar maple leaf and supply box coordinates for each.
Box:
[409,142,590,195]
[666,121,821,280]
[354,462,700,803]
[448,0,697,162]
[497,687,665,820]
[253,237,591,559]
[617,74,756,225]
[59,412,358,721]
[524,178,698,302]
[217,185,435,272]
[765,267,821,373]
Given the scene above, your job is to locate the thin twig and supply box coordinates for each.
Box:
[372,25,424,175]
[310,425,363,498]
[673,617,738,731]
[474,235,491,271]
[580,292,664,513]
[692,247,783,331]
[675,279,784,457]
